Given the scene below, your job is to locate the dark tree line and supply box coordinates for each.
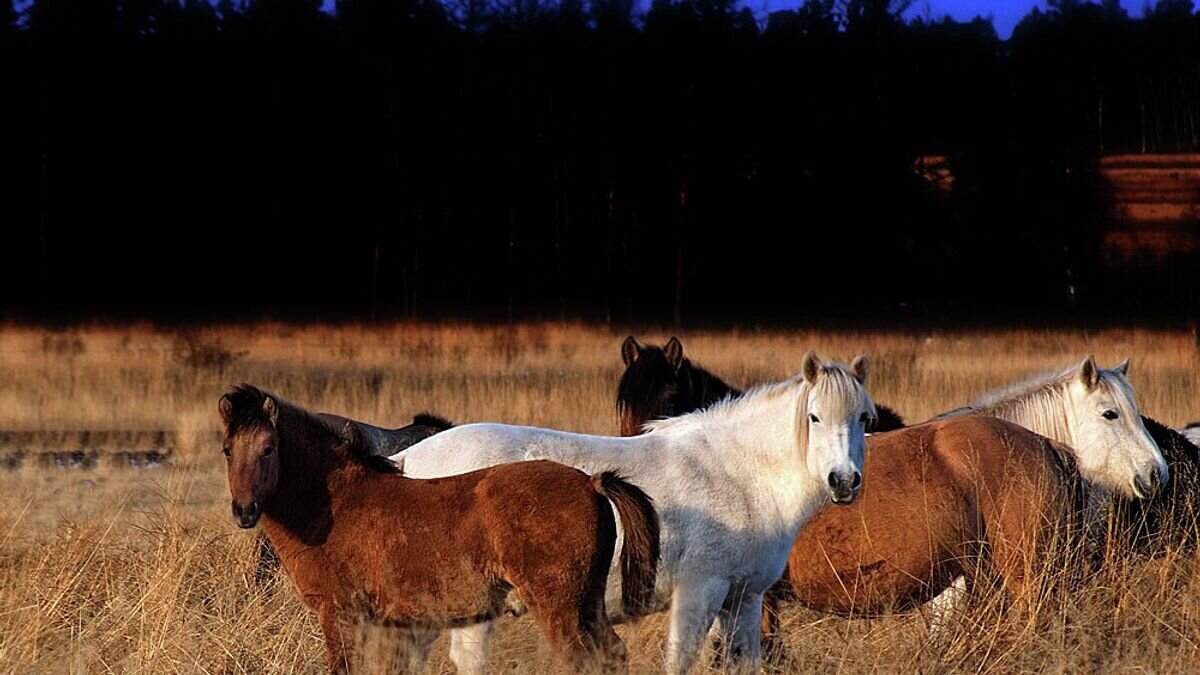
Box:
[1,0,1199,324]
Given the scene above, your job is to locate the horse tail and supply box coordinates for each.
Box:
[591,471,660,617]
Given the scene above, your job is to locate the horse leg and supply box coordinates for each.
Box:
[759,591,786,665]
[924,575,968,642]
[316,607,354,675]
[521,591,624,674]
[398,628,439,675]
[710,589,779,671]
[719,587,765,675]
[665,578,730,675]
[448,623,494,675]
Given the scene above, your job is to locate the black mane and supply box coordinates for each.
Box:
[412,413,455,431]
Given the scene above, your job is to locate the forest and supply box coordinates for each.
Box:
[1,0,1198,324]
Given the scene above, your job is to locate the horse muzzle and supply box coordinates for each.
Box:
[827,470,862,505]
[1131,464,1166,500]
[232,499,261,528]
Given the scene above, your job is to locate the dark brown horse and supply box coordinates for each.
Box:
[221,385,660,674]
[616,335,906,436]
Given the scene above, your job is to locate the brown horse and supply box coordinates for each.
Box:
[220,385,660,674]
[617,336,906,436]
[769,416,1080,622]
[252,412,456,587]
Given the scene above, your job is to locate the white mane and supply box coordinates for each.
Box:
[641,375,800,433]
[643,366,875,437]
[958,365,1083,443]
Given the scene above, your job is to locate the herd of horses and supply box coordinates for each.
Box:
[220,336,1200,674]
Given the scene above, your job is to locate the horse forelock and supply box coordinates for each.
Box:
[222,384,272,435]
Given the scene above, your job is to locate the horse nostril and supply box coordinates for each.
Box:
[827,472,838,489]
[850,472,862,489]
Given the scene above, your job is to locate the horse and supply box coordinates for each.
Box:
[1109,416,1200,556]
[252,412,456,587]
[750,357,1171,657]
[617,336,906,436]
[318,412,454,457]
[936,357,1167,501]
[394,352,876,674]
[220,385,660,674]
[773,415,1083,621]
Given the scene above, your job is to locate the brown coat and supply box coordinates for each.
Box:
[220,385,659,673]
[775,416,1078,617]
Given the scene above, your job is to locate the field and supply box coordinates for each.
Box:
[1,322,1198,673]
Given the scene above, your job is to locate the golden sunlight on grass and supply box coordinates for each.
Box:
[0,322,1197,673]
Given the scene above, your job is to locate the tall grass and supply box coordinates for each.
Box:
[0,322,1197,673]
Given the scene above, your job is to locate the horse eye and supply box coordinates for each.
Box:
[809,413,820,424]
[222,447,231,458]
[1102,410,1118,421]
[263,445,275,457]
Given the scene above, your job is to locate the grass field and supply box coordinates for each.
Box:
[0,322,1198,673]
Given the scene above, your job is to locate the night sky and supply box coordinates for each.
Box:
[310,0,1142,40]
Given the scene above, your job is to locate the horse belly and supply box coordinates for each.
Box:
[373,563,502,624]
[785,507,959,616]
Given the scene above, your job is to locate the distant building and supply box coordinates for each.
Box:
[1099,154,1200,267]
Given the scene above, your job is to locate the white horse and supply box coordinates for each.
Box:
[939,356,1167,497]
[393,352,876,674]
[927,355,1168,633]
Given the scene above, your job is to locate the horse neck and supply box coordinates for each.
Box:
[698,382,818,514]
[685,362,740,408]
[262,406,357,540]
[975,382,1075,448]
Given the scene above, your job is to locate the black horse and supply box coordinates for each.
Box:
[616,335,906,436]
[1111,416,1200,556]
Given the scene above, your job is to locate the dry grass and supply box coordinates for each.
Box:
[0,322,1198,673]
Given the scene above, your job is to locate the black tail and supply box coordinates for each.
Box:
[591,471,661,617]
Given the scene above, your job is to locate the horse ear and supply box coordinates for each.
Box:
[664,337,684,371]
[1078,355,1101,391]
[621,336,642,367]
[218,394,233,425]
[850,354,870,385]
[262,396,279,425]
[1114,358,1130,376]
[801,351,823,384]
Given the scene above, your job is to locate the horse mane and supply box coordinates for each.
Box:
[412,413,454,430]
[682,358,740,405]
[223,384,399,474]
[950,365,1130,445]
[644,364,873,437]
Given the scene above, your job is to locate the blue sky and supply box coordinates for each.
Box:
[310,0,1140,38]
